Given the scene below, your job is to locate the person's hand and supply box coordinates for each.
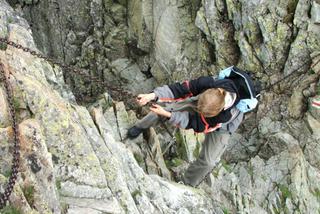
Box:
[136,93,156,106]
[150,104,172,118]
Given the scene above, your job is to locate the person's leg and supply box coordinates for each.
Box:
[128,101,182,138]
[127,111,163,138]
[128,97,197,139]
[135,112,161,129]
[182,130,230,187]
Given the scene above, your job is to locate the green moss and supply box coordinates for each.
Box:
[212,168,220,178]
[0,42,7,50]
[288,0,298,13]
[131,189,142,199]
[175,131,188,160]
[133,153,144,165]
[247,162,254,177]
[2,139,9,146]
[193,141,200,159]
[12,97,21,111]
[3,169,12,178]
[283,14,294,24]
[312,188,320,200]
[165,158,184,168]
[283,0,299,24]
[308,69,315,75]
[174,130,184,145]
[316,85,320,96]
[221,160,232,173]
[1,205,22,214]
[22,185,35,206]
[222,207,230,214]
[56,179,62,190]
[7,17,14,24]
[272,184,293,213]
[279,184,292,200]
[172,158,184,167]
[165,160,171,168]
[261,175,268,182]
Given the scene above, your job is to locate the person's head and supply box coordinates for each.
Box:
[197,88,226,117]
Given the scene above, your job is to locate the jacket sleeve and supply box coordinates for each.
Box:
[168,111,190,129]
[153,81,193,102]
[154,76,236,102]
[153,85,175,101]
[165,111,209,132]
[168,76,216,98]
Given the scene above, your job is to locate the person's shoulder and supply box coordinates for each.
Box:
[213,79,238,92]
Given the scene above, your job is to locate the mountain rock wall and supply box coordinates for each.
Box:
[1,0,320,213]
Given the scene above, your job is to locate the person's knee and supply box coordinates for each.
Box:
[195,157,217,170]
[206,161,218,170]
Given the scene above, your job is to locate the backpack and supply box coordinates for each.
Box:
[218,66,261,113]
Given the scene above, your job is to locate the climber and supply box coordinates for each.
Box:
[127,66,259,187]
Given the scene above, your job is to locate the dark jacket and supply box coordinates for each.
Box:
[154,76,241,133]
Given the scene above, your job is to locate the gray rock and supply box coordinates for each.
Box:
[62,197,123,214]
[1,0,320,213]
[178,129,205,162]
[212,142,320,213]
[60,181,113,199]
[258,117,282,135]
[0,87,10,128]
[306,113,320,139]
[311,1,320,24]
[111,58,156,94]
[146,128,171,180]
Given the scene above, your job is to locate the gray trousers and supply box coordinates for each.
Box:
[182,131,230,186]
[135,100,242,187]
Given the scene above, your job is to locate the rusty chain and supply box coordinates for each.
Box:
[0,64,20,209]
[0,36,140,208]
[0,37,136,102]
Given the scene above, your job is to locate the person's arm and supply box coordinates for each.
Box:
[153,76,216,102]
[136,93,157,106]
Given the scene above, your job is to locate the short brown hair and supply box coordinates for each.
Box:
[197,88,226,117]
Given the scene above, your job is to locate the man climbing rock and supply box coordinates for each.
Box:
[127,66,259,187]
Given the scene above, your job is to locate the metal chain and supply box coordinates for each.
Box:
[0,36,179,139]
[0,64,20,209]
[0,37,136,101]
[0,37,141,208]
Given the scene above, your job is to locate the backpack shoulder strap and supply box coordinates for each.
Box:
[218,66,259,112]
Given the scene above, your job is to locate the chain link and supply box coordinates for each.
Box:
[0,36,141,208]
[0,36,148,208]
[0,64,20,209]
[0,37,136,101]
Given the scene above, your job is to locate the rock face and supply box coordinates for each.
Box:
[0,1,217,213]
[1,0,320,213]
[6,0,210,100]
